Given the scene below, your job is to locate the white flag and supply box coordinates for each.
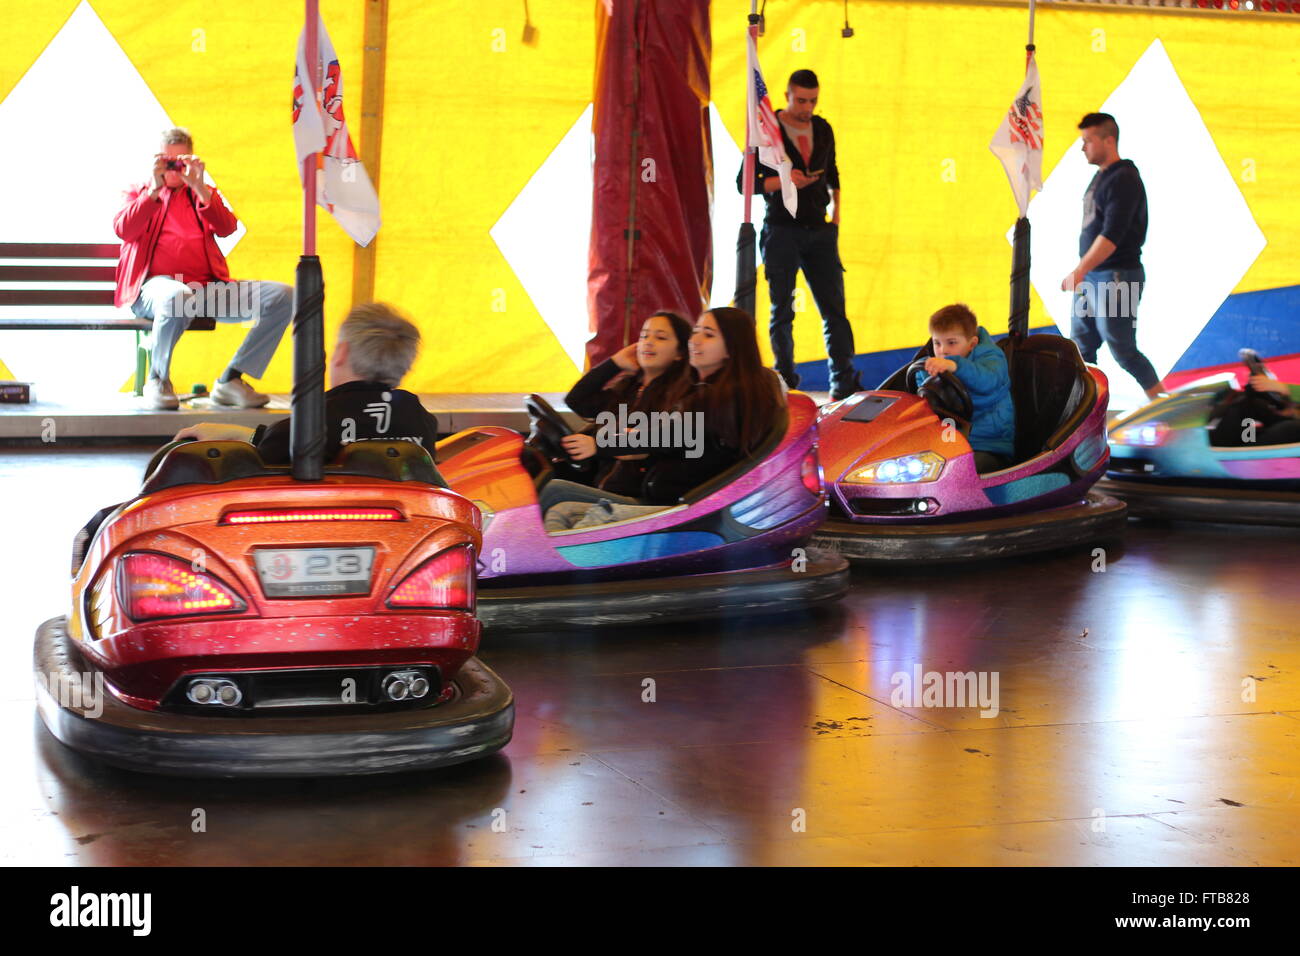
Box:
[746,33,797,217]
[989,53,1044,218]
[293,22,381,246]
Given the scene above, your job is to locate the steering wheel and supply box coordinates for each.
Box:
[523,394,593,479]
[905,359,974,425]
[142,437,196,483]
[1240,348,1291,411]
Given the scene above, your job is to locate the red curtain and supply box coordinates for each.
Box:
[588,0,712,367]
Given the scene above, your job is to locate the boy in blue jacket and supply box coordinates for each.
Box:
[914,304,1016,473]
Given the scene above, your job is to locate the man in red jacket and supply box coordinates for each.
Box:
[114,128,293,409]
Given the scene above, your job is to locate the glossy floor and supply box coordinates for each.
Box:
[1,445,1296,866]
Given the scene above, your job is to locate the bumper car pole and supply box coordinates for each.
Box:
[1008,11,1035,345]
[291,0,326,482]
[1009,215,1030,344]
[734,1,760,318]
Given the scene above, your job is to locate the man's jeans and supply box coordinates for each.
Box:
[761,221,858,393]
[1070,266,1160,391]
[131,276,294,381]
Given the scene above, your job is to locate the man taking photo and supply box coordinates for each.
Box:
[114,127,294,409]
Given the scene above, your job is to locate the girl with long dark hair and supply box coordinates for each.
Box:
[543,307,785,529]
[539,312,694,525]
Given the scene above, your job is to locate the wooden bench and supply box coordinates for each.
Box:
[0,242,214,395]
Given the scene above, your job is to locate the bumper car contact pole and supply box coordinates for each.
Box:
[292,0,327,482]
[1009,215,1030,344]
[734,0,760,317]
[1008,5,1035,345]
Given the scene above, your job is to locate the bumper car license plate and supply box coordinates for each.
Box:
[254,547,375,597]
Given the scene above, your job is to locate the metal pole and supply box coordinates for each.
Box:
[303,0,319,257]
[741,0,758,227]
[1009,0,1037,344]
[735,0,760,316]
[292,0,326,481]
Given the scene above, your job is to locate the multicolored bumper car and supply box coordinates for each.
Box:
[811,334,1127,563]
[36,440,513,777]
[436,392,850,631]
[1104,350,1300,525]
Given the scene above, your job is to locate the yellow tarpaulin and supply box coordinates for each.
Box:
[1,1,1296,393]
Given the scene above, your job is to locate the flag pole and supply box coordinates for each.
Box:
[734,0,760,317]
[303,0,319,259]
[1008,0,1036,343]
[291,0,327,481]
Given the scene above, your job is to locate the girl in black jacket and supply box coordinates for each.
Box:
[543,308,784,529]
[541,312,693,513]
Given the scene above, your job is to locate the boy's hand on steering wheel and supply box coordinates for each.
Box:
[924,357,957,376]
[561,433,598,460]
[1248,374,1288,396]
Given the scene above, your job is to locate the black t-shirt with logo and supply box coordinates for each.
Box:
[253,380,440,466]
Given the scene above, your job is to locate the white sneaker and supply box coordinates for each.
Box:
[143,377,179,411]
[211,377,270,408]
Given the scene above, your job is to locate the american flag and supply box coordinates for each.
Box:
[747,33,797,217]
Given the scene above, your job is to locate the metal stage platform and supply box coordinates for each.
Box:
[0,392,580,443]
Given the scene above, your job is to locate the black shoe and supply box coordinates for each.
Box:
[829,369,862,402]
[778,369,801,390]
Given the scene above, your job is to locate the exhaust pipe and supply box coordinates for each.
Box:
[187,680,215,704]
[186,678,242,707]
[382,670,430,702]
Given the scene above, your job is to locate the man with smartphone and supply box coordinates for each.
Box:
[738,69,861,401]
[114,127,294,409]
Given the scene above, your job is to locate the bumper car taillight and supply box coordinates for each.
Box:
[120,552,246,620]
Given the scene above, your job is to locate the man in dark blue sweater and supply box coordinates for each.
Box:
[1060,112,1163,401]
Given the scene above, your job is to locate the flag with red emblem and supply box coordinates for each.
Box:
[989,51,1044,217]
[293,19,381,246]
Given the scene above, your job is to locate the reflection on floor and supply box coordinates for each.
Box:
[1,444,1296,866]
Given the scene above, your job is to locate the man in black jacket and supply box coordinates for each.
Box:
[739,69,861,401]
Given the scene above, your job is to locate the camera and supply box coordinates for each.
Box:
[165,159,184,171]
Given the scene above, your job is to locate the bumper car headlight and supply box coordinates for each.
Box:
[845,451,945,484]
[1111,422,1170,447]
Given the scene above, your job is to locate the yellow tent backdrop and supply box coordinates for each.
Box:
[1,1,1296,394]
